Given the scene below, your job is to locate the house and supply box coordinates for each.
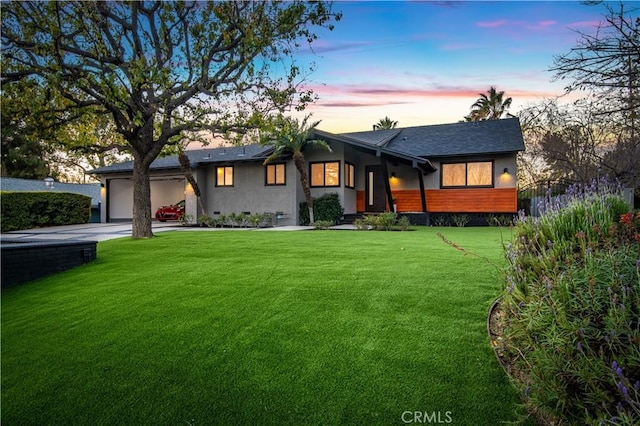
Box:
[90,118,525,225]
[0,177,102,222]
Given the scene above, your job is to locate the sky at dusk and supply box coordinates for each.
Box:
[288,1,625,133]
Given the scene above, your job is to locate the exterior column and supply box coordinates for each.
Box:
[184,179,198,224]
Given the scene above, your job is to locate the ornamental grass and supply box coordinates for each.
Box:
[499,179,640,424]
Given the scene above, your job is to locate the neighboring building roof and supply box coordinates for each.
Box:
[343,118,525,158]
[89,118,525,175]
[0,177,101,205]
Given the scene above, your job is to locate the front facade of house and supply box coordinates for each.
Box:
[90,118,525,225]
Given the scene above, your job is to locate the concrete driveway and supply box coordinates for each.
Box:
[1,222,317,242]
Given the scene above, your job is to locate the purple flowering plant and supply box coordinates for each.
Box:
[499,177,639,424]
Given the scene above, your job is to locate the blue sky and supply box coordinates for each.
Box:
[289,1,623,132]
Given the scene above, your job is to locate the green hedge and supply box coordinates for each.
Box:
[1,191,92,232]
[299,192,344,226]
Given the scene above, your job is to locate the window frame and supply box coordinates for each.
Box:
[265,163,286,186]
[440,160,494,188]
[215,165,234,187]
[344,162,355,189]
[310,161,341,188]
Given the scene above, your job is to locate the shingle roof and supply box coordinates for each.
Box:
[89,119,524,175]
[0,177,101,205]
[343,118,525,157]
[90,144,273,174]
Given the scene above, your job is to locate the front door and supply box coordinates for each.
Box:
[365,165,386,212]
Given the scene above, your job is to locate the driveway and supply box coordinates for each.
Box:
[0,222,317,242]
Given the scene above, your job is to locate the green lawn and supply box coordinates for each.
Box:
[1,227,529,425]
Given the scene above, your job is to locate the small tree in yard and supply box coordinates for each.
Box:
[262,115,331,224]
[1,1,340,238]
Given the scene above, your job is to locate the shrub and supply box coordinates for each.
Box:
[487,214,514,227]
[353,217,369,230]
[1,191,91,232]
[197,214,215,227]
[299,193,344,226]
[353,212,413,231]
[312,220,333,230]
[499,179,639,424]
[397,215,411,231]
[375,212,397,231]
[248,213,265,228]
[431,214,449,227]
[179,213,194,226]
[451,214,470,227]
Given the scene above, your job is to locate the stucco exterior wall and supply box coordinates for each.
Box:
[201,161,299,226]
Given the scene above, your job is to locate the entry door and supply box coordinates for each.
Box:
[365,165,386,212]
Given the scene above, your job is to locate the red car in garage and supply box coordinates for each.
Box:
[155,200,185,222]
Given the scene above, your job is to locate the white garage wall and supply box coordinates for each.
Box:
[108,179,133,220]
[150,178,185,212]
[108,177,185,221]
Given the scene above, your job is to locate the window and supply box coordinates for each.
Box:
[310,161,340,187]
[441,161,492,187]
[216,166,234,186]
[345,163,355,188]
[266,163,286,185]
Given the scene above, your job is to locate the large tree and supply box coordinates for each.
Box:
[550,2,639,139]
[1,77,129,182]
[1,1,340,237]
[517,98,640,188]
[548,2,639,189]
[262,115,331,224]
[1,79,59,179]
[466,86,513,121]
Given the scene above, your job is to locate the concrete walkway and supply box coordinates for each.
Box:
[0,222,319,242]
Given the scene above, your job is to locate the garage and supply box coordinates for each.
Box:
[107,176,186,222]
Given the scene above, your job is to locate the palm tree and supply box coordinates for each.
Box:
[467,86,513,121]
[373,116,398,130]
[262,115,331,224]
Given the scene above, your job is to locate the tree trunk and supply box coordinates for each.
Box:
[293,151,314,224]
[178,150,207,217]
[131,155,154,238]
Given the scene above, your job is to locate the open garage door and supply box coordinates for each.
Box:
[107,177,185,222]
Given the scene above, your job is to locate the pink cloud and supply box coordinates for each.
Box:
[477,19,509,28]
[308,82,565,108]
[538,20,556,28]
[440,42,481,51]
[567,20,603,31]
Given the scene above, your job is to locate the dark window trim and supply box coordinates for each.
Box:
[310,160,341,188]
[215,165,234,187]
[345,162,355,189]
[440,160,494,189]
[265,163,286,186]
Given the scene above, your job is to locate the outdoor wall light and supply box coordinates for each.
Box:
[390,172,397,178]
[503,168,509,174]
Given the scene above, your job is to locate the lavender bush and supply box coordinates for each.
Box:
[499,178,639,424]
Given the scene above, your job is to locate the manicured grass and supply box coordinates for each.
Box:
[2,227,528,425]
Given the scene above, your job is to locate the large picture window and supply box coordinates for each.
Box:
[345,163,355,189]
[216,166,234,187]
[441,161,492,187]
[310,161,340,187]
[266,163,286,185]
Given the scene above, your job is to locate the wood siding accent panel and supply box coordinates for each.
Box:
[387,188,516,213]
[392,190,425,212]
[425,188,517,213]
[357,190,365,212]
